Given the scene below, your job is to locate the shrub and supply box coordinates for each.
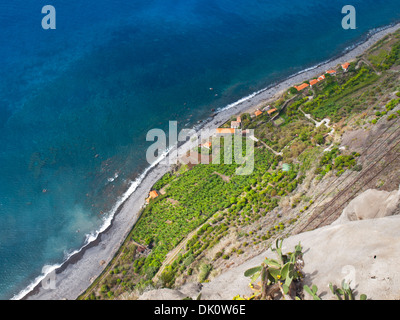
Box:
[288,87,298,95]
[160,266,175,287]
[198,264,213,283]
[314,133,325,145]
[214,252,223,260]
[184,255,195,266]
[100,285,109,294]
[243,239,303,300]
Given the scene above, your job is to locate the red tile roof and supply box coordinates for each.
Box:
[149,190,159,199]
[146,190,159,203]
[216,128,235,134]
[342,62,350,70]
[310,79,319,86]
[295,83,310,91]
[254,110,263,117]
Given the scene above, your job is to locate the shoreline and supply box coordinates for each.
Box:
[20,21,400,300]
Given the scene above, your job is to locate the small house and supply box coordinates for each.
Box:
[146,190,159,203]
[341,62,350,72]
[254,109,263,117]
[231,121,241,129]
[294,83,310,91]
[216,128,236,135]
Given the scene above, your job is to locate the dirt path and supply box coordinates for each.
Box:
[213,171,231,182]
[250,134,283,156]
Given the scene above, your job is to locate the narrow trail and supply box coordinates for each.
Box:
[254,136,283,156]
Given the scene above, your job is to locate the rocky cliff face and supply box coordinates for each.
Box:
[332,187,400,224]
[139,187,400,300]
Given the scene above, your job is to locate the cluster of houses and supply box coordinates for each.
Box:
[197,99,283,150]
[146,61,353,192]
[253,105,277,119]
[230,116,242,129]
[197,62,353,155]
[213,115,243,135]
[212,105,278,137]
[294,62,351,92]
[197,116,245,151]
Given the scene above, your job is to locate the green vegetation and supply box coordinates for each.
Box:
[302,67,380,121]
[386,97,400,112]
[329,281,367,301]
[240,239,304,300]
[372,42,400,71]
[370,97,400,123]
[303,284,321,300]
[315,148,360,178]
[198,264,213,283]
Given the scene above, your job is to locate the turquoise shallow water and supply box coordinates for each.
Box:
[0,0,399,299]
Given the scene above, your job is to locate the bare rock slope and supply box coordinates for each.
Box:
[332,187,400,225]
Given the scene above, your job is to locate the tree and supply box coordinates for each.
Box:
[160,266,175,288]
[314,133,325,145]
[299,130,310,142]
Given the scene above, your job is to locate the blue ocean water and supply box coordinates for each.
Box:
[0,0,399,299]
